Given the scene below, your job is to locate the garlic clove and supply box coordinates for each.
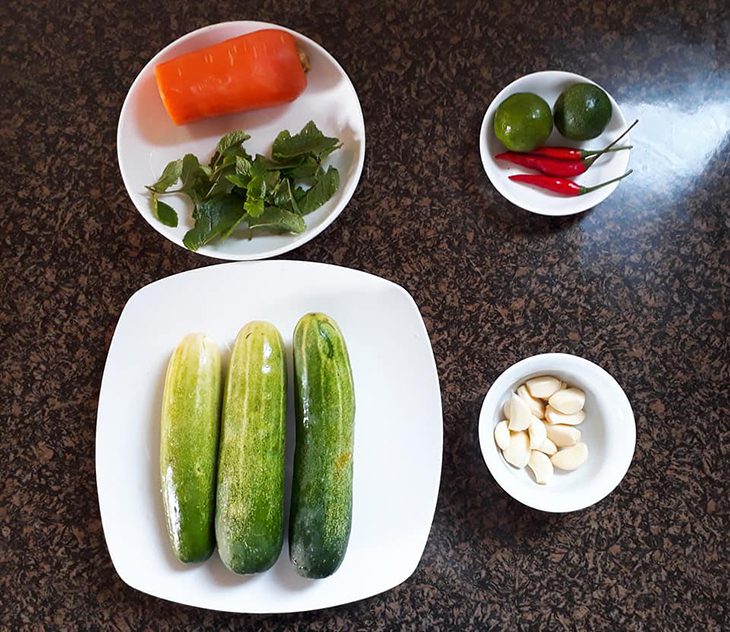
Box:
[548,387,585,415]
[528,415,547,449]
[545,424,581,447]
[502,430,530,468]
[507,392,532,431]
[525,375,562,399]
[494,420,511,451]
[528,450,554,484]
[545,406,585,426]
[535,437,558,456]
[517,384,546,418]
[550,442,589,471]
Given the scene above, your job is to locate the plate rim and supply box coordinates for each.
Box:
[116,21,366,261]
[95,260,443,613]
[479,70,630,216]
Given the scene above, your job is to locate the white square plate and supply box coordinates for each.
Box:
[95,261,442,613]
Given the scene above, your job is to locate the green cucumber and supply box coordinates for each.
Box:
[216,321,287,573]
[160,333,222,563]
[289,313,355,578]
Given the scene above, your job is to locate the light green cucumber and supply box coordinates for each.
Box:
[216,321,287,573]
[289,313,355,578]
[160,333,222,563]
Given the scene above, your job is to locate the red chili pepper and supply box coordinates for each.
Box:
[496,120,638,176]
[495,151,600,176]
[509,170,633,196]
[530,120,638,161]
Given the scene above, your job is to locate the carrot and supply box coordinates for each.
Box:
[155,29,308,125]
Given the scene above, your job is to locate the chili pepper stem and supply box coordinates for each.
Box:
[583,145,633,157]
[603,119,638,150]
[579,169,633,194]
[585,120,638,164]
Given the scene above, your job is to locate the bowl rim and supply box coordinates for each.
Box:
[478,352,636,513]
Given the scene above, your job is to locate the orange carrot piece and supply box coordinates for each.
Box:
[155,29,307,125]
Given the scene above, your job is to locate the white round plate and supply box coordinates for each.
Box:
[117,21,366,260]
[478,353,635,513]
[480,71,631,216]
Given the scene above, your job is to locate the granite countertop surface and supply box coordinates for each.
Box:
[2,0,728,629]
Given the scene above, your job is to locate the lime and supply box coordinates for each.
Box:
[554,83,612,141]
[493,93,553,152]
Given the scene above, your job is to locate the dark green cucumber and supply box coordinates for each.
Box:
[216,321,287,573]
[160,333,222,563]
[289,313,355,578]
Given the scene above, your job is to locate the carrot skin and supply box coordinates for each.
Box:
[155,29,307,125]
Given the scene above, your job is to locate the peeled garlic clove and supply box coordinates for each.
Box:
[545,406,585,426]
[525,376,562,399]
[528,450,554,484]
[548,387,585,414]
[536,437,558,456]
[545,424,581,447]
[494,420,511,451]
[502,431,530,468]
[551,442,588,470]
[528,416,547,449]
[507,393,532,431]
[517,384,545,418]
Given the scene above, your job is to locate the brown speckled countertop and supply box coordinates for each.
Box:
[2,0,728,629]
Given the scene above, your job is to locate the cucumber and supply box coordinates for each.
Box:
[289,313,355,578]
[216,321,287,573]
[160,333,222,563]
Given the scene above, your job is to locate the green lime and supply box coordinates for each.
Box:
[493,93,553,152]
[554,83,612,141]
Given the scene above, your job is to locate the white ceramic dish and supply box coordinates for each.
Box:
[117,21,365,260]
[478,353,635,512]
[96,261,442,612]
[480,70,631,216]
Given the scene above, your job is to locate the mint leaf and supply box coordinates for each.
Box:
[210,130,251,168]
[244,176,266,218]
[182,195,246,251]
[235,155,253,179]
[152,193,178,227]
[282,156,320,181]
[147,159,182,192]
[270,178,300,214]
[215,130,251,156]
[255,155,302,170]
[264,169,281,191]
[206,165,236,198]
[272,121,341,162]
[297,166,340,214]
[248,206,306,234]
[225,173,251,189]
[179,154,210,204]
[251,155,269,179]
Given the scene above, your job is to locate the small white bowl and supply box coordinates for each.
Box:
[480,70,631,216]
[478,353,635,513]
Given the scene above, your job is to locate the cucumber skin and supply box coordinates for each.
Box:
[216,321,287,574]
[289,313,355,579]
[160,333,222,563]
